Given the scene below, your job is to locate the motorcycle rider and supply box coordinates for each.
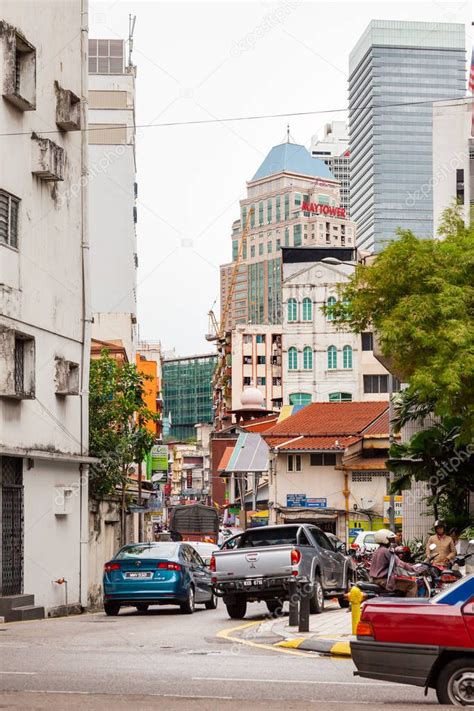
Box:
[370,529,418,597]
[425,520,456,566]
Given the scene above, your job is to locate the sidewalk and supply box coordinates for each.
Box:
[242,601,354,656]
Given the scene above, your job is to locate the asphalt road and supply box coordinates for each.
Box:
[0,601,445,710]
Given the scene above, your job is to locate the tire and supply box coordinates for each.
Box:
[180,585,195,615]
[225,598,247,619]
[309,575,325,614]
[205,593,218,610]
[266,599,284,616]
[104,602,120,616]
[435,656,474,706]
[135,604,149,613]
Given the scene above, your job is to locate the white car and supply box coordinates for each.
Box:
[187,541,219,566]
[350,531,378,551]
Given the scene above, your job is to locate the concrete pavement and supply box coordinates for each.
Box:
[0,602,442,708]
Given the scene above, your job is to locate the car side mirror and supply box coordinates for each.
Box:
[336,541,347,554]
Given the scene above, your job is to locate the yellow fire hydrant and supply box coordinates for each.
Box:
[347,585,365,634]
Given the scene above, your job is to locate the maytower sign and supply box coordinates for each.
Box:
[301,201,346,218]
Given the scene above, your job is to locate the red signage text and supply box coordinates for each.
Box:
[302,201,346,218]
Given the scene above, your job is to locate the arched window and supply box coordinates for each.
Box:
[343,345,353,369]
[327,345,337,369]
[288,347,298,370]
[287,298,297,322]
[303,346,313,370]
[302,297,312,322]
[326,296,337,321]
[289,392,312,406]
[329,392,353,403]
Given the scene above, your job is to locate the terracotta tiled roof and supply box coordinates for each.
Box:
[362,411,389,436]
[265,435,361,451]
[242,415,280,432]
[217,446,234,471]
[264,401,389,438]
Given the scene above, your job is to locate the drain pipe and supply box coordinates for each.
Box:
[79,0,91,610]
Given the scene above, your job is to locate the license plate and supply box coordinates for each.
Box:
[125,571,153,579]
[244,578,263,587]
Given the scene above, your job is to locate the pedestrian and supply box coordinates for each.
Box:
[425,520,456,565]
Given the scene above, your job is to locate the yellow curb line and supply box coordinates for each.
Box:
[216,621,314,657]
[276,637,307,648]
[330,642,351,656]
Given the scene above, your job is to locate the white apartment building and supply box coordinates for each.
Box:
[311,122,350,215]
[432,97,473,234]
[88,38,138,361]
[0,1,92,619]
[231,325,283,411]
[220,140,356,331]
[281,249,391,405]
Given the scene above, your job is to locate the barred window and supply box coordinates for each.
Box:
[0,190,20,249]
[351,472,374,483]
[88,39,124,74]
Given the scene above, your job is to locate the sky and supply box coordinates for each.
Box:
[89,0,471,355]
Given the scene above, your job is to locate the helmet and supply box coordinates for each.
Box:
[434,519,446,531]
[374,529,397,545]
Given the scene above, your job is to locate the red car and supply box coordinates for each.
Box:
[351,575,474,706]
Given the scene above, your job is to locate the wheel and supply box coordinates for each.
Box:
[436,656,474,706]
[225,598,247,619]
[104,602,120,616]
[338,595,350,609]
[309,575,325,614]
[180,586,195,614]
[135,604,149,613]
[205,593,218,610]
[266,599,284,615]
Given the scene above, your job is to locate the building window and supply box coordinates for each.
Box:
[88,39,124,74]
[259,243,263,256]
[243,355,252,365]
[342,345,353,369]
[256,334,264,344]
[287,454,302,472]
[257,376,266,385]
[327,345,337,370]
[243,335,252,344]
[288,347,298,370]
[276,195,281,222]
[363,374,389,394]
[287,298,297,322]
[310,453,337,466]
[294,193,302,207]
[259,201,264,226]
[250,245,255,258]
[232,240,238,261]
[284,193,290,220]
[276,239,281,251]
[326,296,336,321]
[293,224,302,247]
[250,205,255,228]
[303,347,313,370]
[273,376,282,386]
[289,392,312,406]
[456,169,464,204]
[257,355,266,365]
[329,392,353,402]
[302,297,312,321]
[267,199,272,223]
[0,190,20,249]
[361,332,373,351]
[243,376,251,385]
[267,241,272,253]
[284,227,290,246]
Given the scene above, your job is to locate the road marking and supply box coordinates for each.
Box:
[0,671,37,675]
[193,677,404,687]
[216,620,315,657]
[21,690,233,700]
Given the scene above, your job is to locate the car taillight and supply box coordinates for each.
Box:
[356,620,374,638]
[209,555,216,572]
[291,548,301,566]
[351,543,359,549]
[157,562,181,571]
[104,562,121,573]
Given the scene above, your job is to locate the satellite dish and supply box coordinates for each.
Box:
[361,498,376,510]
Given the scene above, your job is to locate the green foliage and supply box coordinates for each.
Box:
[388,417,473,522]
[89,351,157,499]
[331,206,474,441]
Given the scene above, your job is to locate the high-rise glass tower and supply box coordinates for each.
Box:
[349,20,465,253]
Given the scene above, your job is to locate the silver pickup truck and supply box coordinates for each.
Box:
[210,524,353,619]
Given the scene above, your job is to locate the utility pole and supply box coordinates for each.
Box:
[388,374,396,531]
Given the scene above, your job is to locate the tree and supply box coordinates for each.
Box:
[330,206,474,441]
[89,351,157,500]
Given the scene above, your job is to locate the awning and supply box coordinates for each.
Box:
[341,456,388,471]
[244,483,269,504]
[280,509,338,522]
[223,433,269,473]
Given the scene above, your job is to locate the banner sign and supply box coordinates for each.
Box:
[151,445,168,472]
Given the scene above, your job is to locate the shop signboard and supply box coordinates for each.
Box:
[383,495,403,524]
[286,494,306,508]
[151,445,169,472]
[306,497,327,509]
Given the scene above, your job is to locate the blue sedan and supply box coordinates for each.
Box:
[103,542,217,616]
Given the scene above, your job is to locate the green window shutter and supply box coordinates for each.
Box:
[284,227,290,246]
[302,298,312,321]
[327,296,336,321]
[303,347,313,370]
[287,298,297,322]
[267,199,272,223]
[294,224,302,247]
[259,202,264,226]
[232,240,238,261]
[250,205,255,228]
[284,194,290,220]
[276,195,281,222]
[288,347,298,370]
[327,345,337,369]
[343,345,353,369]
[289,392,312,405]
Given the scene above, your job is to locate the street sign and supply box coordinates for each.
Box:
[306,497,327,509]
[287,494,306,508]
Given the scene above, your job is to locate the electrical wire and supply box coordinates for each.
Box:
[0,95,471,138]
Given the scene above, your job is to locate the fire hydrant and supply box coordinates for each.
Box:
[347,585,365,634]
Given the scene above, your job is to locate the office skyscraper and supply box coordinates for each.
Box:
[349,21,465,252]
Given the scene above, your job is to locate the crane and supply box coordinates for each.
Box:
[205,207,254,342]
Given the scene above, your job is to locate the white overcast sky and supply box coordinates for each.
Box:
[90,0,471,355]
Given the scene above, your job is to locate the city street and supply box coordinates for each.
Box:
[0,603,442,710]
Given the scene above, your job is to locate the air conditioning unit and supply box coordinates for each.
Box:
[55,83,81,131]
[31,133,64,181]
[55,358,79,396]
